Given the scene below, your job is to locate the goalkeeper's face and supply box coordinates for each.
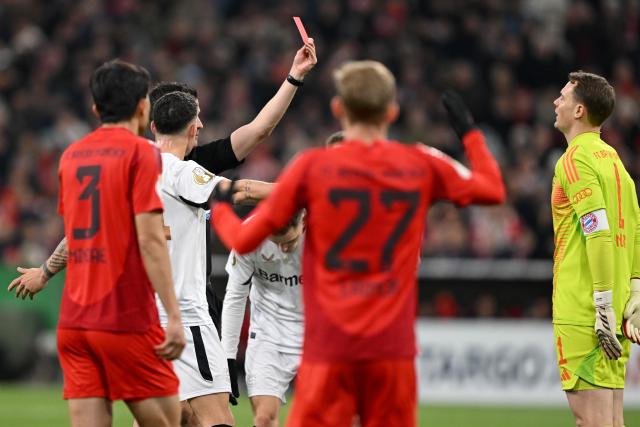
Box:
[553,82,577,133]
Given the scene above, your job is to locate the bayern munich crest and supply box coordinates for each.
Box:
[580,212,598,234]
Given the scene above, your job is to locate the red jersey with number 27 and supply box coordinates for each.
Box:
[58,127,163,332]
[212,130,505,361]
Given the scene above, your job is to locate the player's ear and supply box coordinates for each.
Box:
[187,121,197,138]
[150,121,157,135]
[91,104,100,119]
[574,103,585,121]
[385,101,400,124]
[137,97,150,119]
[330,96,345,120]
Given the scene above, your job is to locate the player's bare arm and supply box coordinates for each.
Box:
[135,211,186,360]
[232,179,275,205]
[7,237,68,300]
[229,39,317,160]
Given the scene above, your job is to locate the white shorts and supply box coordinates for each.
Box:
[173,324,230,401]
[245,338,300,403]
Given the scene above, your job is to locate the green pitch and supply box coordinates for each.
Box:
[2,383,640,426]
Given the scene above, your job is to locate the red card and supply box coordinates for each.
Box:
[293,16,309,43]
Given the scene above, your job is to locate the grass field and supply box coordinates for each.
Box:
[2,383,640,426]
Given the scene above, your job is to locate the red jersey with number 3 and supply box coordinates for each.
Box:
[57,127,163,332]
[212,130,504,361]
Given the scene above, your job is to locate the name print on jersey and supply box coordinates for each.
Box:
[256,268,303,287]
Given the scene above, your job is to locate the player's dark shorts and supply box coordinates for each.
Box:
[286,358,416,427]
[57,323,179,401]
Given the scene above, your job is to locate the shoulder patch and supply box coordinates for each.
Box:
[192,166,214,185]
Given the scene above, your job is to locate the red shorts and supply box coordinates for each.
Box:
[286,358,417,427]
[57,323,178,401]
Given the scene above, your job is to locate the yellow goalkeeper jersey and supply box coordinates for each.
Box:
[551,131,640,327]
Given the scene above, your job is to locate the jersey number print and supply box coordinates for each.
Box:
[73,165,101,239]
[325,188,419,272]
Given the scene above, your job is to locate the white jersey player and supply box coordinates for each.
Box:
[222,211,305,427]
[149,90,237,427]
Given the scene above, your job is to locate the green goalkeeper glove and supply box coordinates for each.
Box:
[594,290,623,359]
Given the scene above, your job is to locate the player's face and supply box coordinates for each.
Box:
[269,222,304,253]
[553,82,576,132]
[186,104,203,155]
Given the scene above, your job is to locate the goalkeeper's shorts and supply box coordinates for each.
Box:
[286,358,416,427]
[553,324,630,390]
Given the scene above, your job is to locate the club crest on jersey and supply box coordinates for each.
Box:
[261,253,275,262]
[192,167,214,185]
[580,212,598,234]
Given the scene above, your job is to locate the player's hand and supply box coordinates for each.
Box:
[623,315,640,344]
[623,279,640,320]
[594,290,623,359]
[227,359,239,405]
[211,179,237,204]
[289,38,317,81]
[7,267,48,300]
[155,318,186,361]
[441,90,476,140]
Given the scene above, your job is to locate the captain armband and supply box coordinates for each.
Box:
[579,209,609,236]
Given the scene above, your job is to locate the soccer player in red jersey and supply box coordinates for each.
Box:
[209,60,505,427]
[56,60,184,427]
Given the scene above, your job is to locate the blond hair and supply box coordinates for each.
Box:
[333,60,396,124]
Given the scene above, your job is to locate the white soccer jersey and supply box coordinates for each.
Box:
[222,236,304,357]
[156,152,224,326]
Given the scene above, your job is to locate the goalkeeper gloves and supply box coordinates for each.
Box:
[594,290,623,359]
[623,278,640,344]
[227,359,239,406]
[441,90,476,140]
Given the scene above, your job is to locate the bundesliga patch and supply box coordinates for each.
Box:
[192,166,214,185]
[580,209,609,235]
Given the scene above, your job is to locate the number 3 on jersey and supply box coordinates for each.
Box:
[325,188,419,272]
[73,165,101,240]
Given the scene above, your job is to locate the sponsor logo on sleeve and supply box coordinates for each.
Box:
[192,166,214,185]
[572,188,592,204]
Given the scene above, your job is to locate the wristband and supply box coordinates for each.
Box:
[41,263,54,280]
[286,74,304,87]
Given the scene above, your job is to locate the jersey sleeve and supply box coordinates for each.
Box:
[560,147,613,291]
[211,151,312,254]
[560,146,606,217]
[166,160,224,205]
[421,130,505,206]
[57,161,65,216]
[187,136,242,174]
[132,143,164,214]
[221,250,253,359]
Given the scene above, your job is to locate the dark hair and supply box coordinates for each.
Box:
[90,59,150,123]
[149,82,198,119]
[273,210,305,236]
[324,131,344,146]
[152,91,198,135]
[568,71,615,126]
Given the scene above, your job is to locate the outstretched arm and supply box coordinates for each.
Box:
[232,180,276,205]
[230,40,317,160]
[7,237,68,300]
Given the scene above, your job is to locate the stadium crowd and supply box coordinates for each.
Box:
[0,0,639,267]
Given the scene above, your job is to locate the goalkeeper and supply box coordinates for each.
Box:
[551,71,640,427]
